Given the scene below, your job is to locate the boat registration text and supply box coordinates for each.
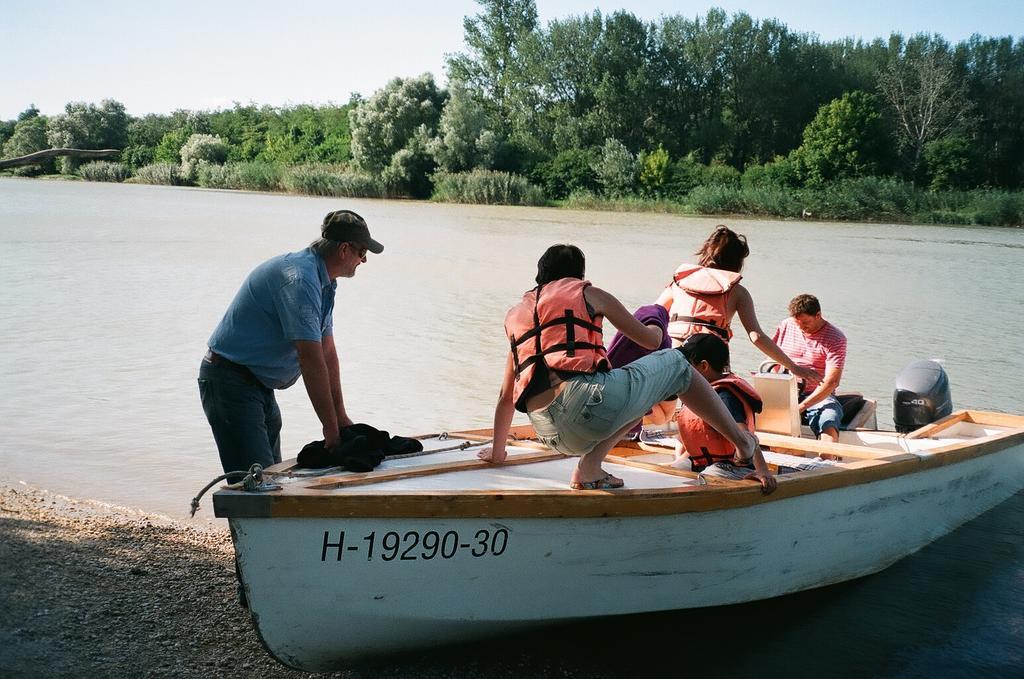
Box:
[320,528,510,562]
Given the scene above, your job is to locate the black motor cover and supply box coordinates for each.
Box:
[893,359,953,433]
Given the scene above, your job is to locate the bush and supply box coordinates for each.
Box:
[562,190,687,213]
[810,177,918,221]
[129,162,183,186]
[78,161,130,182]
[530,149,599,200]
[120,145,155,170]
[179,133,229,182]
[638,145,671,196]
[668,154,741,197]
[431,170,545,206]
[742,155,802,188]
[924,135,976,191]
[970,191,1023,226]
[913,210,973,225]
[282,164,387,198]
[592,138,637,197]
[687,184,802,218]
[197,161,283,191]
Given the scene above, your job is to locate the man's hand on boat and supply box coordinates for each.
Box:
[478,445,507,464]
[743,469,777,494]
[735,432,777,495]
[790,365,822,383]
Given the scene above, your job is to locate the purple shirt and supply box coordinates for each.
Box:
[607,305,671,368]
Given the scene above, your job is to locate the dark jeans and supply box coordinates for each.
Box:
[198,359,282,474]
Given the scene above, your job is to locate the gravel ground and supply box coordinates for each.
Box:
[0,480,611,679]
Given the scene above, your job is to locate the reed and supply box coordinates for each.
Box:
[282,164,387,198]
[77,161,131,183]
[431,170,545,206]
[127,163,183,186]
[197,162,283,192]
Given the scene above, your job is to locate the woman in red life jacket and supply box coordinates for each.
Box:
[675,334,775,491]
[655,225,818,383]
[478,244,771,493]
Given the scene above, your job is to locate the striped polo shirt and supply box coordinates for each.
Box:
[771,317,847,392]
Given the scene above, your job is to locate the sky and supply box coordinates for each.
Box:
[2,0,1022,120]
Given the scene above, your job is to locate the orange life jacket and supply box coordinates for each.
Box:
[676,374,762,471]
[663,264,742,343]
[505,278,609,413]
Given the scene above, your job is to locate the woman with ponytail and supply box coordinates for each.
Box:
[656,225,818,382]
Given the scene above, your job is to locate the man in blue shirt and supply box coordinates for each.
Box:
[199,209,383,475]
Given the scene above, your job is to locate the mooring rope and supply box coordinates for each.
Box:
[190,434,526,515]
[189,464,267,517]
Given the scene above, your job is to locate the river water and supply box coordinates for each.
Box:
[1,178,1021,675]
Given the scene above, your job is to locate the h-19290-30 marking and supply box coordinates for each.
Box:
[320,528,509,562]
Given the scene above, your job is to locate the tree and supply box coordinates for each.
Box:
[45,99,129,172]
[878,36,974,174]
[793,91,889,186]
[18,105,41,121]
[529,148,598,199]
[447,0,538,133]
[382,125,436,199]
[638,145,671,196]
[592,138,636,197]
[429,85,505,172]
[123,114,176,169]
[260,105,353,165]
[955,35,1024,188]
[2,115,54,173]
[923,135,976,190]
[349,74,445,182]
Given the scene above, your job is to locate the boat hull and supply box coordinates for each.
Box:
[230,438,1024,671]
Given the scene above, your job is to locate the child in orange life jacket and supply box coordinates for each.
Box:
[675,334,775,488]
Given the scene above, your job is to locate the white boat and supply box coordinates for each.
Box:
[212,406,1024,671]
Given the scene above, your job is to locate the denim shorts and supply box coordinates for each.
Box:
[803,394,844,436]
[528,348,692,456]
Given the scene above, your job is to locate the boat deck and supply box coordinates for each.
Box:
[213,410,1024,519]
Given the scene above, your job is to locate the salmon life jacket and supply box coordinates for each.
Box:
[676,374,762,471]
[664,264,742,343]
[505,278,609,413]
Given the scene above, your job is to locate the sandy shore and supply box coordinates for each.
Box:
[0,480,339,678]
[0,480,599,678]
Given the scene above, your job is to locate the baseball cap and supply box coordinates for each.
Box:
[321,210,383,254]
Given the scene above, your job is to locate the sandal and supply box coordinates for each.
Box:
[569,473,624,491]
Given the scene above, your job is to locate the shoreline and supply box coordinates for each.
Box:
[0,479,343,678]
[2,174,1020,228]
[0,479,608,678]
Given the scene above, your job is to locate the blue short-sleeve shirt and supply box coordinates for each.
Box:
[208,248,336,389]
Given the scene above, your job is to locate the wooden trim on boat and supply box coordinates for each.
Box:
[306,449,565,490]
[459,424,539,440]
[755,432,902,460]
[904,411,972,439]
[213,417,1024,520]
[605,454,701,479]
[905,409,1024,439]
[965,410,1024,428]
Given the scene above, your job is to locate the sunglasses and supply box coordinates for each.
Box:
[346,242,368,258]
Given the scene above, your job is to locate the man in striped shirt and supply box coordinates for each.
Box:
[772,294,847,442]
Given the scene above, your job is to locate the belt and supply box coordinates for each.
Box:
[204,349,259,384]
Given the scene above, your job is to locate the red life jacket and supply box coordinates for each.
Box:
[505,278,609,413]
[676,374,762,471]
[664,264,742,343]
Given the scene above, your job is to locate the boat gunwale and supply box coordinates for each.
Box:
[212,411,1024,519]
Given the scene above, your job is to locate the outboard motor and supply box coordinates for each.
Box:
[893,359,953,433]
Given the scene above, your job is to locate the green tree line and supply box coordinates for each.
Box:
[2,1,1022,223]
